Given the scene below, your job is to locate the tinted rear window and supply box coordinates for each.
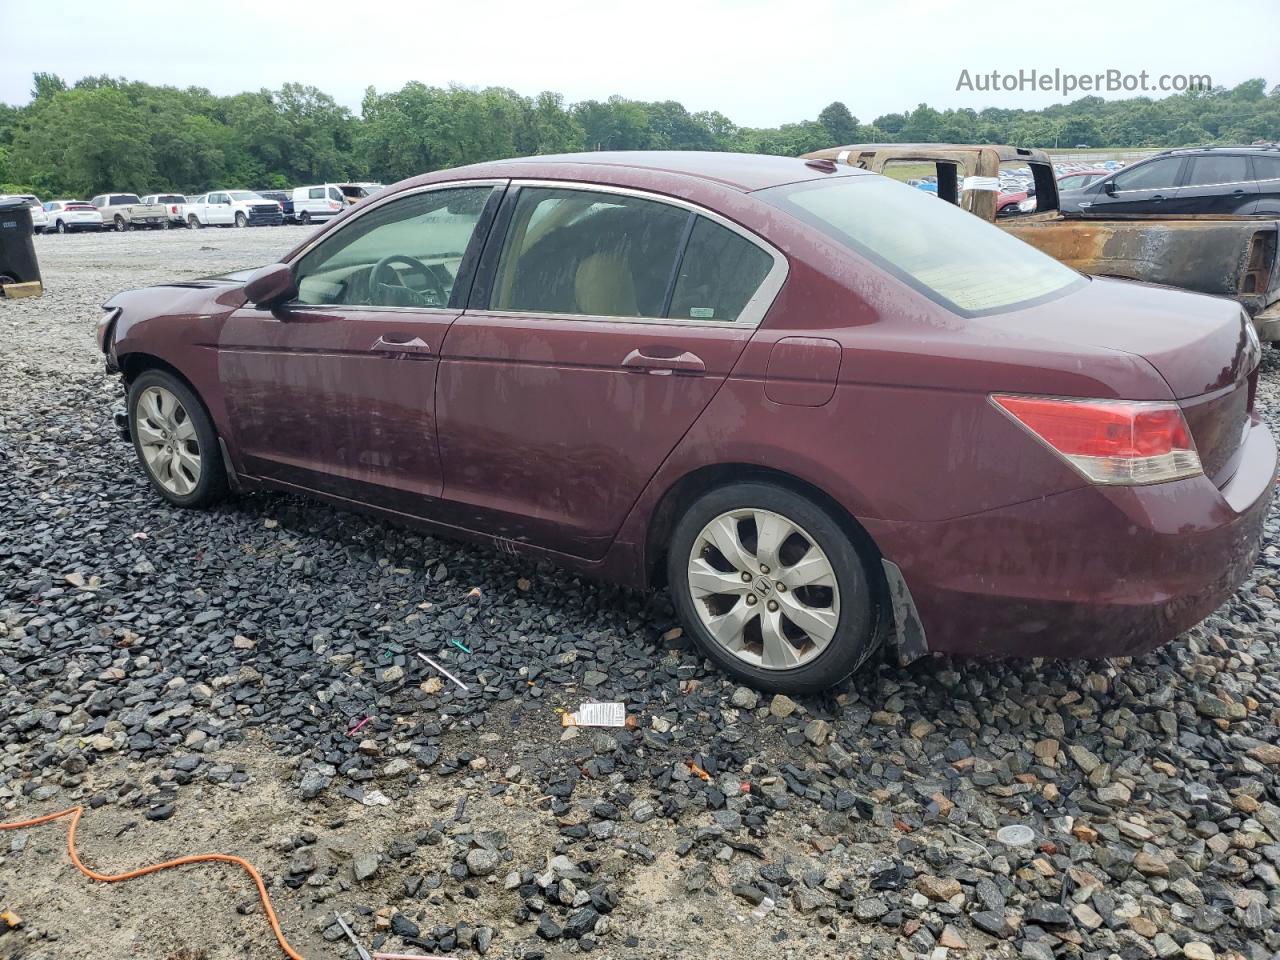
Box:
[1186,155,1248,186]
[758,176,1083,316]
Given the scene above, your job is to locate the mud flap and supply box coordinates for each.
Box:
[881,559,929,665]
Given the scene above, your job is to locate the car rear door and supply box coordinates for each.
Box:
[1249,155,1280,215]
[1170,154,1256,214]
[435,182,785,559]
[218,182,503,514]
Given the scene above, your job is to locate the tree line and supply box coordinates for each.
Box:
[1,71,1277,198]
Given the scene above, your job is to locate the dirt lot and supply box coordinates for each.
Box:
[2,228,1279,960]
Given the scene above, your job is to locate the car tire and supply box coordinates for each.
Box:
[299,211,311,225]
[161,218,172,230]
[235,212,247,228]
[114,215,128,232]
[127,369,228,509]
[667,482,877,694]
[56,220,67,234]
[188,215,202,229]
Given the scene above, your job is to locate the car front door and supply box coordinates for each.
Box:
[218,182,503,514]
[1088,157,1185,214]
[207,193,233,225]
[435,183,784,559]
[1170,154,1256,214]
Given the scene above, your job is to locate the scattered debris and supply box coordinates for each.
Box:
[416,653,469,692]
[560,702,627,728]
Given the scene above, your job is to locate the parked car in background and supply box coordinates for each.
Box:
[185,190,284,228]
[807,143,1280,338]
[337,182,385,204]
[99,152,1275,693]
[141,193,188,227]
[291,184,346,224]
[90,193,169,231]
[43,200,103,233]
[256,190,295,223]
[1055,168,1111,192]
[1061,145,1280,216]
[0,195,48,233]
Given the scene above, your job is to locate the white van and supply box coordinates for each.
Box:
[290,184,346,224]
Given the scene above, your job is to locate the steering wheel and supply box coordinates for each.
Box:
[370,254,448,306]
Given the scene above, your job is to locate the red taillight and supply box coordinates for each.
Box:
[992,394,1201,485]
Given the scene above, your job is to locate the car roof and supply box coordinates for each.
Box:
[405,151,872,193]
[1153,143,1280,157]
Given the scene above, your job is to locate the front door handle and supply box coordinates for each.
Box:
[1151,194,1166,201]
[372,334,432,358]
[621,348,705,375]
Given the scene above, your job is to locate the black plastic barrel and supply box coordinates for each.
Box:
[0,197,41,288]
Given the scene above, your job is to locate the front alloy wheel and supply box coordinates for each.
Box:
[127,370,227,507]
[134,386,202,496]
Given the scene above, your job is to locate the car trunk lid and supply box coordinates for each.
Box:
[983,277,1259,487]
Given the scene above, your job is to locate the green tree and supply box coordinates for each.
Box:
[818,101,858,144]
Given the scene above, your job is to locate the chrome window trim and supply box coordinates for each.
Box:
[487,178,789,329]
[285,179,509,310]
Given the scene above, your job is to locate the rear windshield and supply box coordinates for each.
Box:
[757,176,1083,316]
[157,194,183,203]
[113,194,142,205]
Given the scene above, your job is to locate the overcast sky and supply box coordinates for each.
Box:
[3,0,1276,127]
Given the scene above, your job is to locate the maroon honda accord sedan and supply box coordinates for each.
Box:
[97,152,1276,692]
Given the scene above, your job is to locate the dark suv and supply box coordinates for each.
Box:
[1060,144,1280,216]
[255,190,295,223]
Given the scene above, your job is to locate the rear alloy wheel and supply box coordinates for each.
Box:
[161,218,172,230]
[56,220,67,234]
[235,211,247,228]
[299,211,311,225]
[668,482,876,693]
[188,215,202,229]
[114,215,128,232]
[128,370,227,508]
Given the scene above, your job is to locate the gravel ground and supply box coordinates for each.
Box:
[2,229,1280,960]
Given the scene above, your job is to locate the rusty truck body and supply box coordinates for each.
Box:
[801,143,1280,339]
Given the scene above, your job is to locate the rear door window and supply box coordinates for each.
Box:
[668,217,774,322]
[1251,156,1280,183]
[490,187,688,318]
[1186,155,1249,186]
[309,187,324,199]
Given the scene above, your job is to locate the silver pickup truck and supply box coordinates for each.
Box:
[89,193,170,232]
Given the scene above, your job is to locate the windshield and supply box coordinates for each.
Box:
[757,176,1083,316]
[229,191,261,201]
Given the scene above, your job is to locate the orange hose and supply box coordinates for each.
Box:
[0,806,305,960]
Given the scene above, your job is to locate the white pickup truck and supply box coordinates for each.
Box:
[184,190,283,228]
[141,193,188,228]
[90,193,169,231]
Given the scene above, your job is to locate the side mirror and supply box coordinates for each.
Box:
[244,263,297,309]
[1102,180,1117,196]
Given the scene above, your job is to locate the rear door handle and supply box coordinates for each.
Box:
[621,348,705,375]
[372,334,432,358]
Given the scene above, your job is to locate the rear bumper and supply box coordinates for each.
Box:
[867,417,1277,660]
